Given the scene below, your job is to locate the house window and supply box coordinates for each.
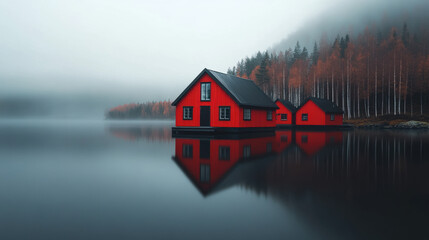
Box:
[182,144,193,158]
[200,164,210,183]
[302,135,308,143]
[281,114,287,121]
[281,136,288,142]
[302,113,308,121]
[330,114,335,121]
[219,146,230,161]
[243,145,251,158]
[243,108,251,120]
[267,110,272,120]
[219,106,230,121]
[183,107,193,120]
[201,82,211,101]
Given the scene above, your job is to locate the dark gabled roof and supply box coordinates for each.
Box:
[276,99,297,113]
[303,97,344,114]
[172,68,278,109]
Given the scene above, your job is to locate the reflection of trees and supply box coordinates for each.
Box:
[233,131,429,240]
[174,130,429,239]
[108,126,172,142]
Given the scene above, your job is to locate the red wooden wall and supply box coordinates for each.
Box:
[275,100,294,125]
[174,136,278,193]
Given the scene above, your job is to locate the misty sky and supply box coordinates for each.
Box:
[0,0,343,101]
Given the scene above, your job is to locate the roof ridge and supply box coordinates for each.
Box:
[206,69,253,82]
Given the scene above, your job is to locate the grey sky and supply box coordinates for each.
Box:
[0,0,340,101]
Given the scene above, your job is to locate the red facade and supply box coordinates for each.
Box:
[174,136,281,194]
[175,73,276,128]
[295,100,343,126]
[295,131,343,156]
[275,100,294,125]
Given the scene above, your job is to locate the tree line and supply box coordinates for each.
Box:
[106,100,175,119]
[228,22,429,119]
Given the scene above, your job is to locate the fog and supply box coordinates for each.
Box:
[0,0,427,118]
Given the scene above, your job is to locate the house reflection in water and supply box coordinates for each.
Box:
[173,130,429,239]
[295,131,342,156]
[173,133,294,195]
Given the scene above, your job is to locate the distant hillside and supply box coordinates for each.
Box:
[106,100,175,119]
[227,1,429,119]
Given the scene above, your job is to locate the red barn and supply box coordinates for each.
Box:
[172,69,278,134]
[275,99,297,127]
[296,97,343,126]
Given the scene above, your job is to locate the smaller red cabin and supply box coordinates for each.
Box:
[275,99,297,127]
[296,97,343,126]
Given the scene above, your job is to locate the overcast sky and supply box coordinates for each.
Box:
[0,0,344,101]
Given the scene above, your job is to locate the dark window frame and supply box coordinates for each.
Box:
[330,114,335,121]
[183,106,193,120]
[200,82,211,101]
[219,106,231,121]
[243,145,251,158]
[267,110,273,121]
[302,113,308,121]
[302,135,308,143]
[219,146,230,161]
[182,144,193,158]
[281,114,287,121]
[243,108,251,121]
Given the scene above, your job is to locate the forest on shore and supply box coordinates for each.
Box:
[227,21,429,119]
[106,101,174,119]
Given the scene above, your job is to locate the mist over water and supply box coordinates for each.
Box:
[1,120,428,239]
[1,0,427,118]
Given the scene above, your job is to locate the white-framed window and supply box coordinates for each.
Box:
[243,108,251,120]
[281,114,287,121]
[267,110,272,120]
[302,113,308,121]
[201,82,211,101]
[330,114,335,121]
[219,106,230,120]
[183,107,193,120]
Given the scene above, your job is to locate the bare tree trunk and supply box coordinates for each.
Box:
[398,58,402,114]
[282,67,285,99]
[342,61,345,112]
[382,64,384,115]
[393,52,397,115]
[388,72,391,115]
[347,58,351,119]
[375,59,378,117]
[367,56,370,117]
[332,72,335,102]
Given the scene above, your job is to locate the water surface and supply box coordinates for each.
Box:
[0,119,428,240]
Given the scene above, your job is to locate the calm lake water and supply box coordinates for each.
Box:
[0,119,428,240]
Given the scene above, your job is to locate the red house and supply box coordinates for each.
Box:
[295,131,343,156]
[296,97,344,126]
[173,136,278,195]
[172,69,278,134]
[275,99,297,127]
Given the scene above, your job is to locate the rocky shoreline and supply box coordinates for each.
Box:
[354,120,429,129]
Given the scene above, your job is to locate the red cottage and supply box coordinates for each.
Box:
[173,136,278,195]
[296,97,344,126]
[275,99,297,127]
[172,69,278,134]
